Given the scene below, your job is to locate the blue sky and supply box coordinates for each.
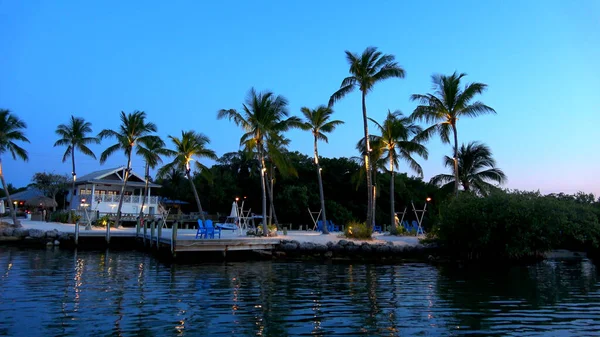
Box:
[1,0,599,195]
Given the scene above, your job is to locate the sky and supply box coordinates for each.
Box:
[1,0,599,196]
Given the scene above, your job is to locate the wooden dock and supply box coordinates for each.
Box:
[73,220,281,256]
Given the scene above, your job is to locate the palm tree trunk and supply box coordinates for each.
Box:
[68,145,76,223]
[372,172,377,228]
[115,152,133,228]
[259,145,268,237]
[187,170,206,223]
[361,91,374,229]
[390,156,395,230]
[0,158,19,227]
[314,135,329,234]
[452,125,459,196]
[266,170,279,226]
[139,163,150,223]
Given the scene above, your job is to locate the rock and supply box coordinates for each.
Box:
[282,242,298,251]
[1,227,14,236]
[375,244,391,254]
[54,240,60,246]
[300,242,316,251]
[331,244,344,253]
[324,251,333,258]
[314,244,328,253]
[58,232,70,241]
[338,240,349,247]
[346,244,359,253]
[360,243,372,253]
[46,241,54,247]
[13,228,29,238]
[391,245,405,254]
[46,230,59,239]
[29,229,45,239]
[326,241,334,249]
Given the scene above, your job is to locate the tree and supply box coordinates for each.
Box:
[329,46,405,229]
[0,109,29,226]
[299,105,344,234]
[369,110,428,228]
[54,116,99,219]
[99,111,157,228]
[411,72,496,196]
[264,134,297,227]
[136,136,173,220]
[158,131,217,222]
[31,172,69,211]
[431,141,506,196]
[218,88,298,235]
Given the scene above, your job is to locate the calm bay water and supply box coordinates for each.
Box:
[0,247,599,336]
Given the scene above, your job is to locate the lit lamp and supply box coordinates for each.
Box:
[426,197,432,202]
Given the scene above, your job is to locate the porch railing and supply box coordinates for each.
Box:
[76,195,158,204]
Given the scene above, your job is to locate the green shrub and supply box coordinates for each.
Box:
[435,190,600,260]
[344,220,372,240]
[389,223,406,236]
[92,214,113,228]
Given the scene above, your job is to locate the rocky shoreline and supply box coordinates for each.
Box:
[0,226,69,247]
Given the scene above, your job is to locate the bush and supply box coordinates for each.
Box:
[92,214,114,228]
[434,190,600,260]
[389,223,407,236]
[49,210,80,224]
[344,220,372,240]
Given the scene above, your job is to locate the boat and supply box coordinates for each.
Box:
[215,201,240,231]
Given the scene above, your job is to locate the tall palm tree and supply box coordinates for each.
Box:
[299,105,344,234]
[329,46,405,229]
[54,116,99,220]
[98,111,157,228]
[411,72,496,196]
[369,110,428,228]
[431,141,506,196]
[158,131,217,222]
[354,136,387,226]
[218,88,297,236]
[264,134,297,227]
[136,136,173,220]
[0,109,29,227]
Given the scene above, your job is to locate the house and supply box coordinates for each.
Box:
[0,187,46,214]
[70,167,162,216]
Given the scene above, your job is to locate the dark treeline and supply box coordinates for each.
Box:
[157,150,446,229]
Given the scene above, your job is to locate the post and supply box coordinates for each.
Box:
[136,217,140,237]
[143,217,147,246]
[106,217,111,244]
[171,220,178,255]
[150,220,155,248]
[157,219,162,248]
[74,221,79,246]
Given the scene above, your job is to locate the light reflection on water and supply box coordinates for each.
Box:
[0,247,599,336]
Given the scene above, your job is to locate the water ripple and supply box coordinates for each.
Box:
[0,247,598,336]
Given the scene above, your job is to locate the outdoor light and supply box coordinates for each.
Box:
[235,197,239,201]
[426,197,432,202]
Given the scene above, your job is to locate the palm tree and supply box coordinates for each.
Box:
[264,134,297,227]
[411,72,496,196]
[98,111,157,228]
[354,136,387,226]
[0,110,29,227]
[369,110,428,228]
[329,46,405,229]
[54,116,99,220]
[218,88,297,236]
[136,136,173,220]
[158,131,217,222]
[299,105,344,234]
[431,141,506,196]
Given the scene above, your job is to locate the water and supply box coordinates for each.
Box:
[0,247,599,336]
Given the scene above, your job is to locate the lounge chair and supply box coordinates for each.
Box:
[328,220,340,232]
[195,219,207,239]
[205,219,221,239]
[373,224,382,233]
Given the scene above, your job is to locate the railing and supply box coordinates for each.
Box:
[76,195,158,204]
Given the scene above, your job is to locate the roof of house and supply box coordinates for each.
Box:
[76,166,161,188]
[0,188,45,201]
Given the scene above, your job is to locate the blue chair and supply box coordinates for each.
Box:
[316,220,324,232]
[328,220,340,232]
[195,219,207,239]
[411,220,424,235]
[205,219,221,239]
[373,224,382,233]
[402,220,410,232]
